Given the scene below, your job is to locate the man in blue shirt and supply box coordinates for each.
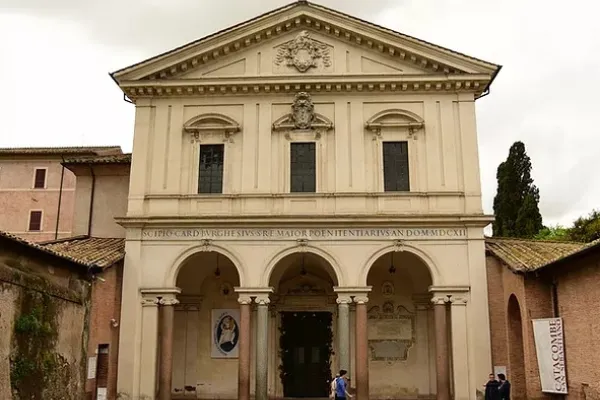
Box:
[335,370,352,400]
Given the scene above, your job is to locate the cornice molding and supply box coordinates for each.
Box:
[115,214,494,228]
[120,74,488,101]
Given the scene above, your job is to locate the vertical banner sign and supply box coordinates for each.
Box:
[532,318,568,394]
[211,309,240,358]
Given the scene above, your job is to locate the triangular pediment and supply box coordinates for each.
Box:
[111,2,499,84]
[172,29,436,79]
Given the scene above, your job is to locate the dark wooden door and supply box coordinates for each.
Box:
[281,312,332,398]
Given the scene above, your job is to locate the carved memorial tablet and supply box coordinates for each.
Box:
[367,302,415,362]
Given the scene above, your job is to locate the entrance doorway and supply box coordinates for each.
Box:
[280,312,333,398]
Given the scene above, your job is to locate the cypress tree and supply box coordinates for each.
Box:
[492,141,543,238]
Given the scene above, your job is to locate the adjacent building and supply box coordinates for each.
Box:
[0,146,122,242]
[0,230,124,400]
[486,237,600,400]
[109,2,501,400]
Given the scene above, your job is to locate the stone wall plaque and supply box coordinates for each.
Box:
[367,302,415,362]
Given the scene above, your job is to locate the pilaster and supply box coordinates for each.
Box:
[139,293,160,399]
[448,294,471,400]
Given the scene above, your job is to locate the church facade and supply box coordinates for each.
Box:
[111,2,500,400]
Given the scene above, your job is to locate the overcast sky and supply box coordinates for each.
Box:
[0,0,598,228]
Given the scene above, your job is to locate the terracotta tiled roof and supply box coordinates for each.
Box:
[0,231,124,270]
[0,146,122,155]
[485,237,587,272]
[62,153,132,165]
[40,236,125,269]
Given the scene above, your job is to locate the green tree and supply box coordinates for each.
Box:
[534,225,571,241]
[492,141,543,238]
[569,209,600,243]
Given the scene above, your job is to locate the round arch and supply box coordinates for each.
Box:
[261,245,345,287]
[507,294,526,394]
[165,243,246,287]
[358,243,441,286]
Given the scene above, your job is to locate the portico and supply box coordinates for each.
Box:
[110,2,499,399]
[116,226,489,400]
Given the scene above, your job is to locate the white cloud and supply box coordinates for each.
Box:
[0,0,598,227]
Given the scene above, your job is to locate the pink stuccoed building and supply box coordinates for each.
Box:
[0,146,122,242]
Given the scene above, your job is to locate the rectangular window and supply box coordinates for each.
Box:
[290,142,316,193]
[28,211,42,231]
[383,141,410,192]
[33,168,46,189]
[198,144,224,194]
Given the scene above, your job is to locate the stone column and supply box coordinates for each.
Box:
[449,295,470,400]
[158,295,180,400]
[255,294,270,400]
[432,296,450,400]
[336,294,352,373]
[238,295,252,400]
[354,295,369,400]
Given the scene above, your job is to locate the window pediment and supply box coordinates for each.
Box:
[183,113,241,143]
[365,109,424,140]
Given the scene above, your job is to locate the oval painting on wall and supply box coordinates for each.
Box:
[215,314,239,355]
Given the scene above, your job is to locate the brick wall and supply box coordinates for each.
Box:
[550,253,600,399]
[85,262,123,400]
[486,255,551,400]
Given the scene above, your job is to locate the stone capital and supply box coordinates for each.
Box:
[431,296,448,305]
[336,294,353,305]
[354,296,369,305]
[158,297,180,306]
[254,294,271,305]
[238,295,253,305]
[141,297,159,307]
[448,295,469,305]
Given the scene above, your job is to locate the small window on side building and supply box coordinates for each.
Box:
[33,168,47,189]
[28,211,42,231]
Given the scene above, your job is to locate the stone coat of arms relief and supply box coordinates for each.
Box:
[274,30,331,73]
[291,92,315,130]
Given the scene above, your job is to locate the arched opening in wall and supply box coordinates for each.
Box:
[366,251,435,399]
[507,294,526,399]
[172,251,240,399]
[268,251,339,399]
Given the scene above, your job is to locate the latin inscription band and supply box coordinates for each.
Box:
[141,228,467,241]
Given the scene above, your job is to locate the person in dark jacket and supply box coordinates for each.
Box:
[498,373,511,400]
[483,373,501,400]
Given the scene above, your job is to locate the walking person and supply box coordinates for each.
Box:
[334,370,352,400]
[498,374,511,400]
[330,374,340,399]
[483,373,501,400]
